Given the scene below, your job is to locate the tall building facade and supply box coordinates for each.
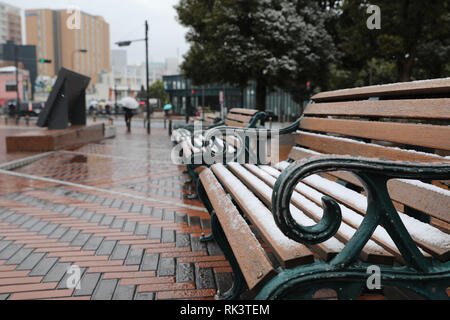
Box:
[25,9,111,84]
[24,9,56,78]
[149,62,166,84]
[111,49,127,78]
[165,57,179,75]
[0,2,22,44]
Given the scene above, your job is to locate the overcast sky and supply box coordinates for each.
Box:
[4,0,190,65]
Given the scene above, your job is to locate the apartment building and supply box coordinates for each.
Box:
[0,1,22,44]
[25,9,110,84]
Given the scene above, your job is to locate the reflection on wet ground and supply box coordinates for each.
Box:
[0,124,231,300]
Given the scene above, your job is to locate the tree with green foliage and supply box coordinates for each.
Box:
[176,0,337,111]
[176,0,449,110]
[136,85,147,101]
[150,80,170,107]
[331,0,450,89]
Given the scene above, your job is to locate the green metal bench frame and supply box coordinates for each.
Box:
[173,116,223,132]
[195,117,450,300]
[181,111,266,186]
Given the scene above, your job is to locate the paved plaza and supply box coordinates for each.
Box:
[0,121,234,300]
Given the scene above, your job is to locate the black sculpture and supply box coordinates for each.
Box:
[37,68,91,130]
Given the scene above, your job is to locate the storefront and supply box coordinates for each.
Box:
[163,75,301,120]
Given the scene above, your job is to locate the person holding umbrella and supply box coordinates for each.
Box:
[163,104,172,130]
[163,104,172,117]
[120,97,139,132]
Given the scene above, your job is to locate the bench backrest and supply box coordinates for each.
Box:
[224,108,264,128]
[287,78,450,229]
[205,114,221,124]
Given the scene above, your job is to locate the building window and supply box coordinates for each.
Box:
[5,82,17,92]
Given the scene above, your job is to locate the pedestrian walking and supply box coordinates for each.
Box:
[105,103,111,116]
[120,97,139,133]
[163,104,172,130]
[124,107,134,132]
[8,101,15,117]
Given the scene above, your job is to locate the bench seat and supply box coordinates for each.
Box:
[196,78,450,300]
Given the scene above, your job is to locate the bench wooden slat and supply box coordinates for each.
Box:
[258,164,441,260]
[266,162,449,261]
[226,113,254,124]
[286,145,450,226]
[304,99,450,120]
[431,217,450,233]
[295,131,449,163]
[287,146,320,162]
[199,168,276,291]
[301,173,450,262]
[387,181,450,227]
[240,163,396,265]
[226,163,344,262]
[224,119,248,128]
[211,163,315,268]
[328,166,450,232]
[312,78,450,102]
[229,108,259,116]
[330,170,450,227]
[299,117,450,151]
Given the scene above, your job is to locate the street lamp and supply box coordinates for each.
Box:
[115,20,151,135]
[71,49,88,71]
[114,83,118,116]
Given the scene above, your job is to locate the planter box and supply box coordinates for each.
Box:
[6,123,109,152]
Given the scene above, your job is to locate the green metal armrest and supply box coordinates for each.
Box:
[272,155,450,273]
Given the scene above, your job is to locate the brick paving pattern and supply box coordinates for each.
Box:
[0,124,232,300]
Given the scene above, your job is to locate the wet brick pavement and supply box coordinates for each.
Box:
[0,122,233,300]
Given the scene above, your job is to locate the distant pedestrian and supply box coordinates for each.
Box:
[105,103,111,116]
[124,107,134,132]
[8,101,15,117]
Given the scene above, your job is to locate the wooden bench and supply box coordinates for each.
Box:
[171,108,265,143]
[172,113,221,140]
[196,78,450,300]
[173,108,266,189]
